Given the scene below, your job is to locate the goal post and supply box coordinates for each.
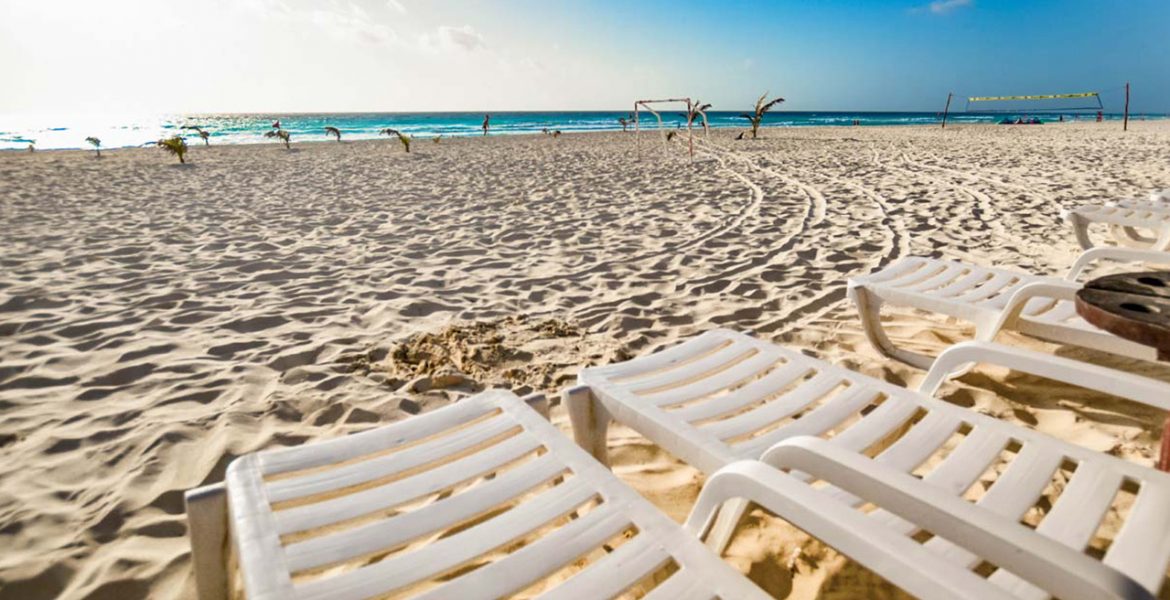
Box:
[634,98,695,160]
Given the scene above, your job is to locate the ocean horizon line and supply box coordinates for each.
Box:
[4,110,1165,151]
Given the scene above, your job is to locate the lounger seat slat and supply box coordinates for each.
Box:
[642,345,786,406]
[639,570,717,600]
[923,444,1064,567]
[295,475,597,600]
[873,410,963,471]
[951,272,1019,304]
[259,399,496,476]
[921,426,1011,496]
[865,426,1013,536]
[1105,483,1170,592]
[626,344,758,395]
[904,264,970,293]
[537,534,669,600]
[879,260,950,289]
[275,433,543,535]
[588,330,733,380]
[672,361,811,423]
[1034,462,1124,548]
[700,371,841,441]
[413,502,631,600]
[266,413,518,503]
[735,385,882,454]
[862,256,930,284]
[284,452,569,572]
[935,269,997,297]
[831,395,922,453]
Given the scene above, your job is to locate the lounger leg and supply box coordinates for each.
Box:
[848,285,934,370]
[185,483,229,600]
[564,385,610,467]
[522,393,550,419]
[703,497,750,555]
[1108,224,1156,248]
[1066,212,1096,250]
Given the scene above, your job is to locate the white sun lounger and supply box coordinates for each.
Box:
[566,328,1170,600]
[184,390,771,600]
[1062,202,1170,251]
[847,247,1170,369]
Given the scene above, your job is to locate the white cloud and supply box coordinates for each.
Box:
[435,25,485,51]
[313,3,396,45]
[235,0,396,46]
[386,0,406,15]
[920,0,972,14]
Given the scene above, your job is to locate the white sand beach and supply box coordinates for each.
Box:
[2,121,1170,598]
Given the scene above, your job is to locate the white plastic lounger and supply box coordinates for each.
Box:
[184,390,771,600]
[566,329,1170,600]
[1062,202,1170,251]
[847,247,1170,369]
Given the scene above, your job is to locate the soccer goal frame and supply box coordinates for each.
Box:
[634,98,696,160]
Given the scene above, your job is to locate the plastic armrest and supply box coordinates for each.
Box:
[743,437,1150,600]
[920,340,1170,411]
[1066,247,1170,280]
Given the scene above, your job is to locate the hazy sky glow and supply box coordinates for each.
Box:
[1,0,1167,114]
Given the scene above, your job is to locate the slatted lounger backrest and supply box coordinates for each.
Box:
[579,328,1170,597]
[224,389,769,600]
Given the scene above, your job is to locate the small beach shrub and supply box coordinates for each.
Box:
[156,135,188,163]
[85,137,101,158]
[686,101,712,133]
[265,129,291,149]
[380,128,410,152]
[325,126,341,142]
[183,126,211,146]
[740,92,785,139]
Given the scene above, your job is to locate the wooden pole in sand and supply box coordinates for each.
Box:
[686,99,695,162]
[1124,82,1130,131]
[634,102,640,146]
[941,92,953,129]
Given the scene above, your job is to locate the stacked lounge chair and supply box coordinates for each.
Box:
[847,247,1170,368]
[1062,200,1170,251]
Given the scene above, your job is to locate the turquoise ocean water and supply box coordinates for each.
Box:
[1,111,1162,151]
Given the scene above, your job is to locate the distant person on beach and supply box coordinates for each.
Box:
[1097,111,1103,122]
[482,114,490,136]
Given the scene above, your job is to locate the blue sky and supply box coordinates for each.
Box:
[1,0,1166,113]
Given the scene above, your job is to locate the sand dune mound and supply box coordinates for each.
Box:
[380,316,631,397]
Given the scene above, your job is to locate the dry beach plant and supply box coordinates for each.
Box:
[265,129,291,149]
[156,135,188,163]
[741,92,785,139]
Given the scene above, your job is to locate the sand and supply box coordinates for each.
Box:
[2,121,1170,599]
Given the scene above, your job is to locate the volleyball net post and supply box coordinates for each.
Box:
[1124,82,1130,131]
